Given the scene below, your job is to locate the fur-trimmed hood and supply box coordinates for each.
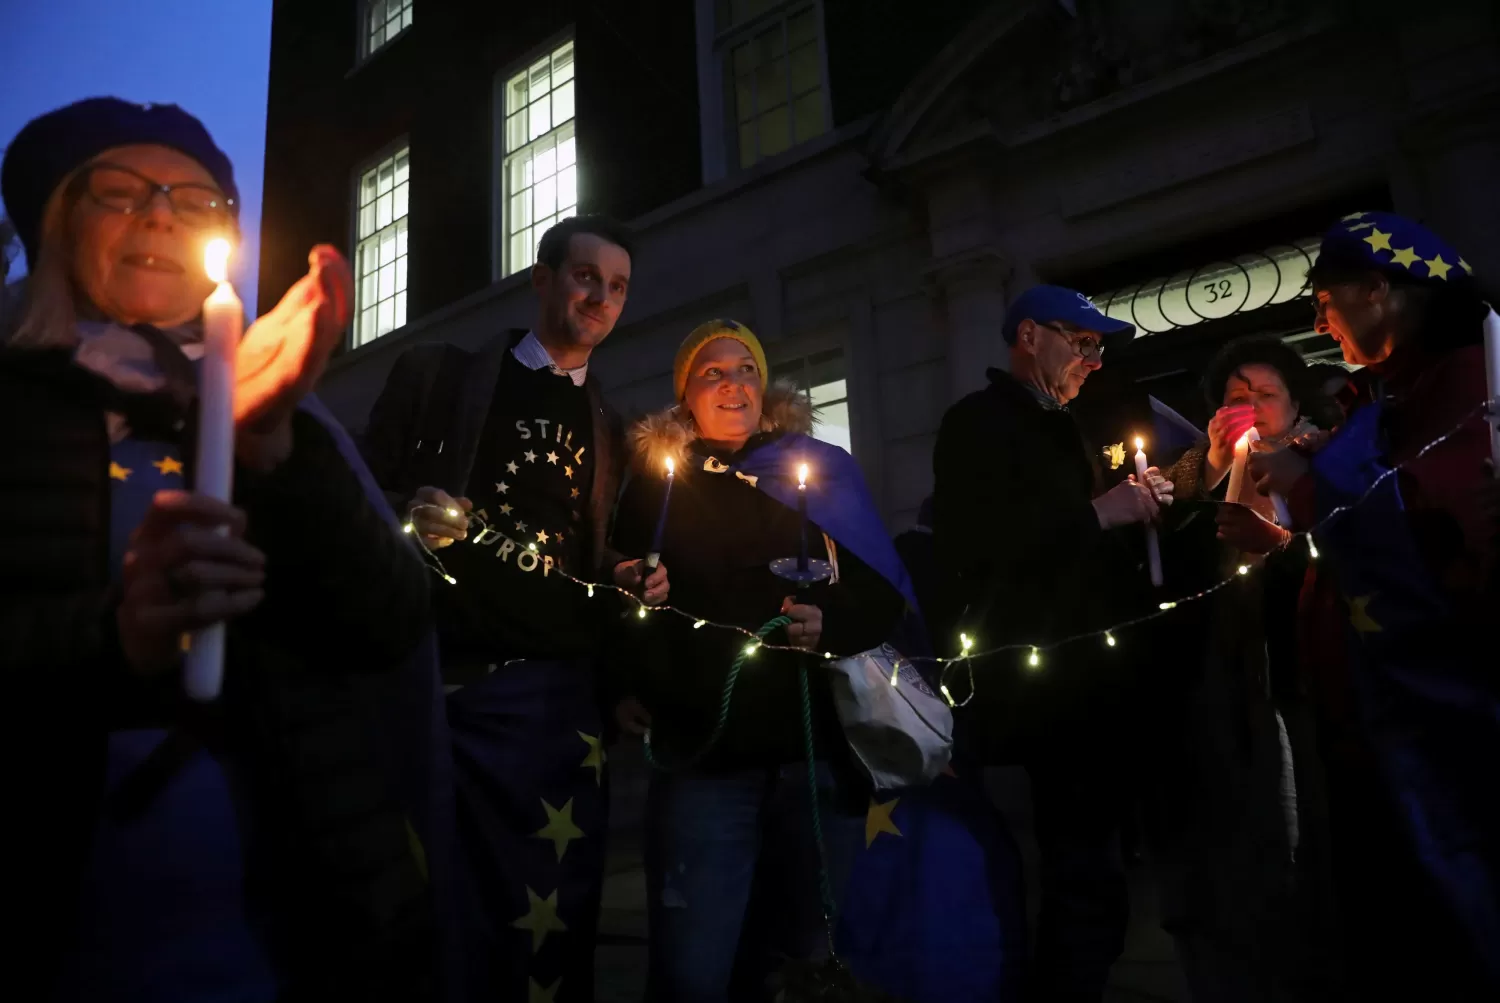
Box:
[628,377,814,470]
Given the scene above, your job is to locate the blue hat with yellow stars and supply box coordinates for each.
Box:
[1312,210,1476,287]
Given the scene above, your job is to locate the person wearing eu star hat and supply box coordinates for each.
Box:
[0,98,439,1000]
[1247,211,1500,996]
[931,285,1176,1000]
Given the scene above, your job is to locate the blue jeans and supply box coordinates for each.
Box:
[644,764,861,1003]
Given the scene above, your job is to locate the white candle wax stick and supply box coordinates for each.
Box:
[185,243,242,703]
[1133,439,1163,587]
[1224,429,1253,504]
[1483,307,1500,465]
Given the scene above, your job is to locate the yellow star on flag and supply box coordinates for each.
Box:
[529,977,562,1003]
[109,461,132,481]
[151,456,184,476]
[1388,246,1421,269]
[578,731,605,785]
[1424,254,1452,280]
[865,797,903,848]
[512,886,567,953]
[1458,257,1474,275]
[1362,228,1393,253]
[532,798,585,862]
[1348,595,1382,634]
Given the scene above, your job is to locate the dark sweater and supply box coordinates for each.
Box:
[435,360,601,661]
[0,347,435,1000]
[932,368,1157,760]
[611,434,905,771]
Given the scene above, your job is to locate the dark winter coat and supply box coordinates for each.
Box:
[610,384,905,770]
[0,346,435,1000]
[932,367,1157,761]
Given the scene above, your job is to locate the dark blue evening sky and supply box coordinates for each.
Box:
[1,0,273,311]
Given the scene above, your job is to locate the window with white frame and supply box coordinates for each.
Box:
[780,347,851,453]
[499,40,578,277]
[361,0,412,60]
[353,146,409,348]
[719,1,829,170]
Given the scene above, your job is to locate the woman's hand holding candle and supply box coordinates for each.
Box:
[781,596,823,651]
[234,245,354,472]
[1204,404,1257,488]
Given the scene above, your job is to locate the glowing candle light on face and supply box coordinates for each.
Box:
[1133,436,1163,587]
[184,237,242,703]
[646,456,674,569]
[797,463,810,572]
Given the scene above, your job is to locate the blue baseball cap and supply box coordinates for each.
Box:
[1001,284,1135,346]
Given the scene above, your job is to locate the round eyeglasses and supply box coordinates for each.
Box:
[71,162,235,230]
[1038,322,1105,361]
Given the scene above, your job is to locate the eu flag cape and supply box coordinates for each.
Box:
[735,433,1027,1002]
[1312,403,1500,986]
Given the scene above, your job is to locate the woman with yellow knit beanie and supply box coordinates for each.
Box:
[608,318,911,999]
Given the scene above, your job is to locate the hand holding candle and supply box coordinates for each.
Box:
[646,457,675,569]
[184,238,242,702]
[1133,437,1164,587]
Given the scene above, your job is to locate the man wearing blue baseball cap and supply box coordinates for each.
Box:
[1248,211,1500,996]
[931,284,1173,1001]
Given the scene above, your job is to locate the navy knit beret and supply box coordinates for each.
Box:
[1,97,239,267]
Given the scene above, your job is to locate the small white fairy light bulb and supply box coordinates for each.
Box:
[637,606,648,619]
[692,620,706,629]
[1237,564,1251,576]
[1027,647,1041,669]
[1307,536,1320,559]
[939,684,955,707]
[1159,601,1178,610]
[1105,632,1117,648]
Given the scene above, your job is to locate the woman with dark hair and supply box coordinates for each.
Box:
[1149,336,1343,1001]
[1249,212,1500,997]
[0,98,436,1001]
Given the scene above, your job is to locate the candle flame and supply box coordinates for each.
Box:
[1133,436,1144,451]
[204,238,232,283]
[665,457,675,475]
[1237,430,1252,447]
[798,463,808,488]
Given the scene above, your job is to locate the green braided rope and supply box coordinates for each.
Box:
[643,615,792,771]
[798,656,840,946]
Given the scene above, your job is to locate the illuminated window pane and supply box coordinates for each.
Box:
[725,5,827,169]
[500,40,578,277]
[352,146,411,347]
[362,0,412,61]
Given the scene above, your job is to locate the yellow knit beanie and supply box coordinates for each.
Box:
[672,319,768,400]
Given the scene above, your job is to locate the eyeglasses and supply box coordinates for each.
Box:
[71,162,235,230]
[1038,322,1104,361]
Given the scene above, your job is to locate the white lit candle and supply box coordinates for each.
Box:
[1224,428,1255,505]
[1133,436,1163,587]
[184,237,242,703]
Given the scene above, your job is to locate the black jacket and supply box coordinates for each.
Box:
[361,329,626,580]
[932,368,1156,760]
[0,347,434,1000]
[611,433,904,771]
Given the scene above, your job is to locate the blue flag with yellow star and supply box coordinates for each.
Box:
[834,772,1027,1002]
[1312,403,1500,985]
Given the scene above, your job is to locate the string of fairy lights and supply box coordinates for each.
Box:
[401,397,1497,708]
